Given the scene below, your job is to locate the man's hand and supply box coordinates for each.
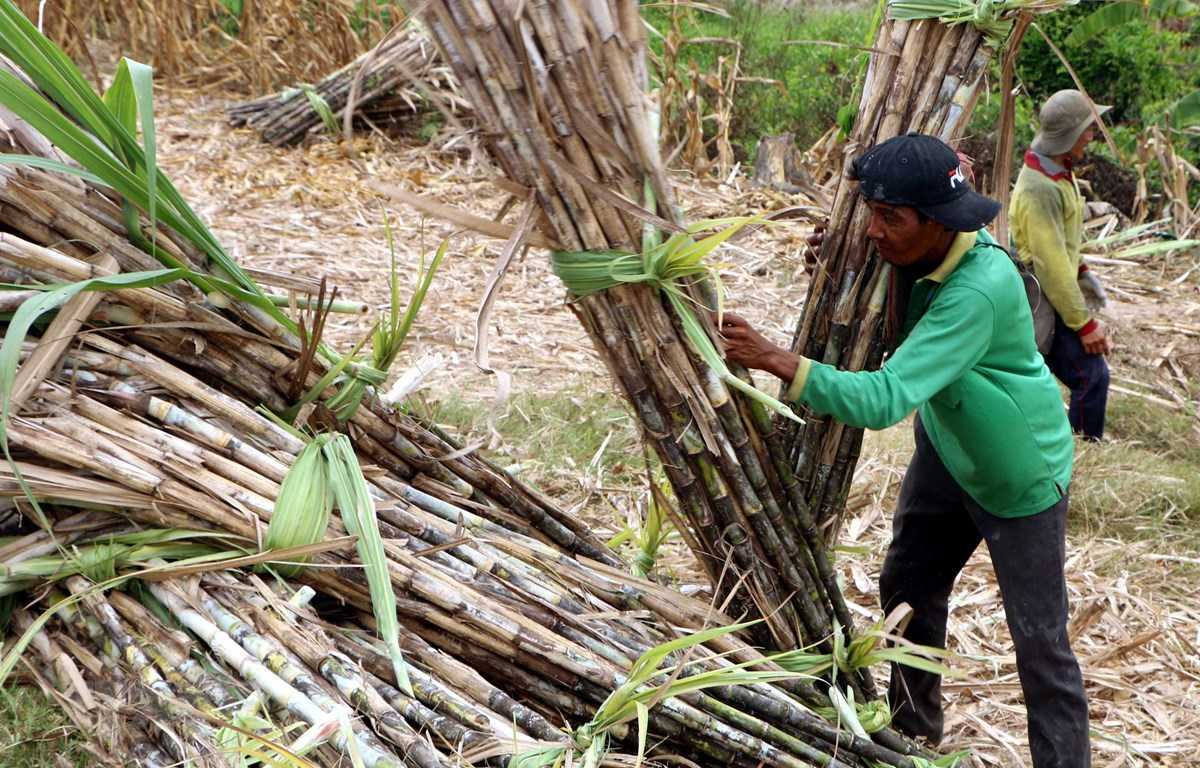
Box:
[1079,321,1113,356]
[1078,270,1107,312]
[803,223,827,275]
[720,313,799,383]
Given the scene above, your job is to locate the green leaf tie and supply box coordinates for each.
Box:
[549,217,802,425]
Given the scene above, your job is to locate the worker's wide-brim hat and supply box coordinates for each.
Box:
[1031,89,1111,156]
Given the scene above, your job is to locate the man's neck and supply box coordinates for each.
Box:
[1042,151,1073,173]
[909,229,958,278]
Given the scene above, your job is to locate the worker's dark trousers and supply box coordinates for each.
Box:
[880,419,1090,768]
[1045,313,1109,441]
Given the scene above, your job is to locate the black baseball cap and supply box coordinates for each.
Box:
[850,133,1000,232]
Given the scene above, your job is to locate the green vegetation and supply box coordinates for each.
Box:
[1068,393,1200,571]
[1017,5,1196,125]
[646,1,1199,192]
[964,2,1200,203]
[644,1,875,158]
[0,688,86,768]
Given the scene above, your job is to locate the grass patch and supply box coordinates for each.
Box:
[418,387,645,499]
[1106,394,1200,465]
[1068,393,1200,569]
[0,687,86,768]
[858,399,1200,557]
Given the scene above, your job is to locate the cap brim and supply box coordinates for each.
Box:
[919,189,1001,232]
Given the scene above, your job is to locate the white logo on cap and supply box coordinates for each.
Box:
[948,165,966,189]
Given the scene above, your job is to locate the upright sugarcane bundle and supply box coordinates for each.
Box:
[0,9,955,764]
[781,1,1073,542]
[228,22,468,147]
[400,0,864,679]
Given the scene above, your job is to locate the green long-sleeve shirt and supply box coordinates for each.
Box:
[786,230,1073,518]
[1010,151,1094,333]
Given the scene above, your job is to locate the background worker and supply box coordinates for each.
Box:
[721,133,1091,767]
[1010,88,1112,441]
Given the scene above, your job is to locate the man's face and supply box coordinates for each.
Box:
[1068,123,1096,162]
[864,201,948,267]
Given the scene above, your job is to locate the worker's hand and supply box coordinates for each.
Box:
[1077,269,1108,312]
[803,223,827,275]
[720,313,798,382]
[1079,321,1113,356]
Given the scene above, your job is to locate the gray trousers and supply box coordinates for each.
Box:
[880,419,1090,767]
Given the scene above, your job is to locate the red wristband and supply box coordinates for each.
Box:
[1077,319,1098,337]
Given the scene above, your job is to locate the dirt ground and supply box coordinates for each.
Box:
[151,89,1200,767]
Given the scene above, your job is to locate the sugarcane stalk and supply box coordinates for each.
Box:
[108,589,242,711]
[336,614,567,741]
[147,579,408,768]
[13,609,179,768]
[63,576,232,766]
[242,594,503,751]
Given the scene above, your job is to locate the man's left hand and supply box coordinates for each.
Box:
[720,313,798,382]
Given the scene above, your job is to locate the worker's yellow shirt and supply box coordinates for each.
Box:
[1009,151,1090,331]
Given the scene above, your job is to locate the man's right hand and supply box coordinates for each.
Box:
[1079,322,1112,356]
[803,224,827,275]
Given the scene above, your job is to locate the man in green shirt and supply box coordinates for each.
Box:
[722,134,1090,766]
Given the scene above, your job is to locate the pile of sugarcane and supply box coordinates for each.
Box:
[0,128,944,768]
[227,22,467,146]
[0,5,958,766]
[394,0,863,683]
[780,1,1070,542]
[6,505,942,768]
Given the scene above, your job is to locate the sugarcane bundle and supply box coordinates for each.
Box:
[1,255,946,766]
[0,6,960,764]
[1,314,947,768]
[390,0,865,678]
[780,1,1074,542]
[227,22,468,147]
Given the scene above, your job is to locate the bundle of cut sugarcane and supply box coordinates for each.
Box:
[2,316,943,768]
[227,22,467,147]
[780,1,1070,543]
[3,262,948,765]
[2,494,947,768]
[1,275,949,767]
[393,0,864,679]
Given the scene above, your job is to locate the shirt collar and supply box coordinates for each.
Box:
[923,230,978,283]
[1024,149,1072,181]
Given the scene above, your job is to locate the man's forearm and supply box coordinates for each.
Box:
[765,349,800,385]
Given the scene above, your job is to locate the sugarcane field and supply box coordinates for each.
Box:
[2,0,1200,766]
